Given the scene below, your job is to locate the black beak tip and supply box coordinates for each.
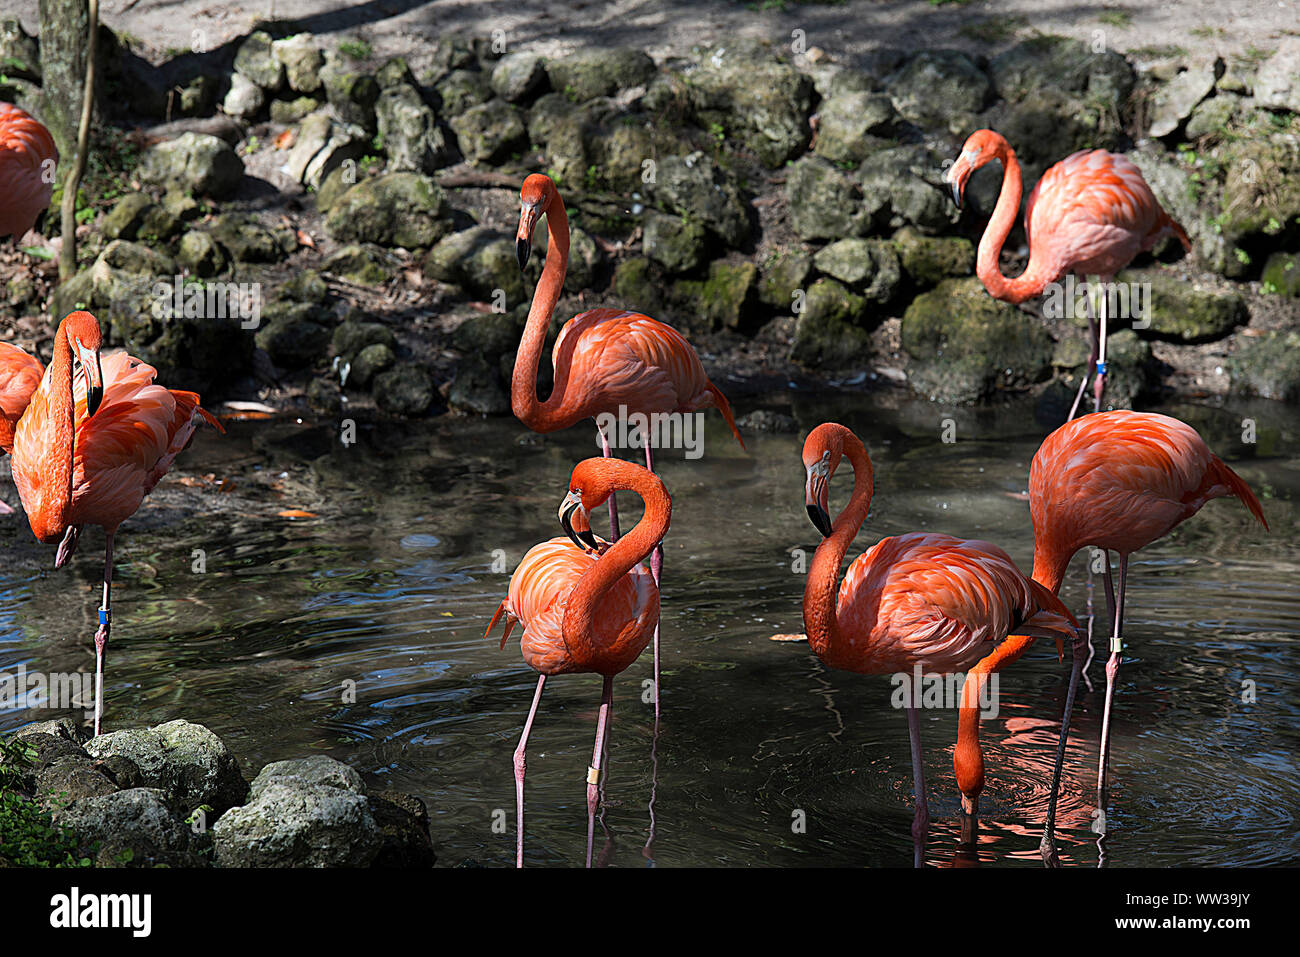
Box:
[578,529,598,550]
[806,503,833,539]
[949,181,963,210]
[87,386,104,417]
[516,238,531,272]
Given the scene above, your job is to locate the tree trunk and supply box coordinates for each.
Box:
[37,0,89,167]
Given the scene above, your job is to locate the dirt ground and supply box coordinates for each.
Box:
[2,0,1295,69]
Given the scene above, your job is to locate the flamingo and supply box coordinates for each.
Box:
[0,340,44,514]
[511,172,743,715]
[0,102,57,239]
[793,422,1080,866]
[1031,411,1268,866]
[485,456,670,867]
[10,310,222,736]
[945,129,1190,420]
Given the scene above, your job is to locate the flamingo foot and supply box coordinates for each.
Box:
[959,793,978,848]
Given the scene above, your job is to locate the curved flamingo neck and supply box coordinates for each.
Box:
[512,193,572,431]
[975,141,1059,305]
[562,471,671,663]
[29,323,77,536]
[803,435,874,661]
[1031,537,1073,596]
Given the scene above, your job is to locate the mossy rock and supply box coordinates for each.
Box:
[611,257,664,315]
[97,239,176,276]
[1261,252,1300,298]
[209,214,296,263]
[102,193,156,241]
[648,153,750,248]
[790,278,871,369]
[759,248,813,311]
[885,50,989,128]
[349,342,396,388]
[435,69,492,115]
[270,96,323,124]
[139,133,244,199]
[176,231,227,277]
[901,278,1053,403]
[812,238,901,303]
[255,306,331,370]
[1216,135,1300,266]
[426,226,525,304]
[892,227,975,288]
[450,309,527,361]
[374,364,436,416]
[813,91,897,165]
[321,58,380,131]
[785,155,871,241]
[448,100,527,165]
[989,36,1135,107]
[234,31,283,91]
[673,260,758,333]
[689,42,813,167]
[448,353,511,415]
[323,244,394,285]
[1229,328,1300,402]
[642,209,708,274]
[326,173,450,248]
[333,319,398,359]
[528,226,604,293]
[1118,269,1247,343]
[545,48,656,103]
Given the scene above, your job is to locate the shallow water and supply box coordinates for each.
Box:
[2,390,1296,867]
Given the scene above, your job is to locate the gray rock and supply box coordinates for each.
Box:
[377,83,452,173]
[369,790,436,868]
[735,409,798,433]
[642,209,708,273]
[0,18,39,81]
[491,52,548,102]
[285,113,369,189]
[326,172,449,248]
[1184,93,1241,139]
[321,53,380,130]
[448,354,511,415]
[256,309,331,370]
[270,96,322,124]
[1254,37,1300,113]
[448,99,527,164]
[34,757,119,811]
[1148,61,1220,137]
[86,720,247,816]
[101,193,156,241]
[1230,328,1300,401]
[96,239,176,276]
[649,153,749,247]
[1120,269,1247,343]
[790,278,872,369]
[435,68,492,115]
[672,260,759,333]
[323,244,394,285]
[209,213,296,263]
[374,364,436,416]
[989,36,1135,107]
[892,228,975,288]
[813,91,897,165]
[759,248,813,311]
[14,717,87,746]
[224,72,266,120]
[426,226,525,302]
[139,132,244,199]
[546,47,655,102]
[813,238,901,303]
[349,342,396,388]
[333,319,398,359]
[177,230,228,277]
[785,155,872,241]
[234,31,284,91]
[887,50,989,128]
[529,225,603,292]
[249,755,365,801]
[376,57,416,90]
[1262,251,1300,297]
[858,145,959,234]
[212,781,380,867]
[274,34,324,94]
[55,787,198,867]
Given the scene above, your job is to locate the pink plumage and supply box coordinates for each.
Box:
[0,103,58,238]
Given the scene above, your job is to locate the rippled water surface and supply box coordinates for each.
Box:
[2,391,1296,867]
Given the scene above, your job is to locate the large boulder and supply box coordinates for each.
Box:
[813,91,898,165]
[139,133,244,199]
[545,47,655,102]
[1254,38,1300,113]
[886,50,990,129]
[449,99,527,164]
[425,226,525,303]
[673,260,758,333]
[285,112,368,190]
[326,172,450,248]
[790,278,872,369]
[813,238,901,304]
[86,720,248,816]
[1229,328,1300,401]
[377,83,451,173]
[55,788,200,867]
[1120,269,1248,343]
[785,156,872,241]
[901,278,1053,402]
[648,153,750,248]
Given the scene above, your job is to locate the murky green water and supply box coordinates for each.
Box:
[2,391,1296,867]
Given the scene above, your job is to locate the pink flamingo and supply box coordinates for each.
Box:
[486,456,669,867]
[512,172,742,715]
[0,340,44,514]
[1029,411,1267,865]
[0,102,57,239]
[796,422,1080,866]
[10,311,222,735]
[946,129,1190,419]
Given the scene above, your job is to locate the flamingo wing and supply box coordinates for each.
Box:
[495,536,656,676]
[0,103,57,238]
[1026,149,1185,275]
[68,351,219,531]
[834,532,1075,675]
[0,340,43,453]
[1030,410,1266,556]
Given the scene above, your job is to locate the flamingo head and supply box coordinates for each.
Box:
[516,173,556,271]
[945,129,1008,210]
[61,310,104,417]
[803,423,851,538]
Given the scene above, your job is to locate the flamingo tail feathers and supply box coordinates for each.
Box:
[706,381,745,450]
[1211,455,1268,531]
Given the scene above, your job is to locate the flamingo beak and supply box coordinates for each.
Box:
[558,490,598,551]
[948,178,963,210]
[77,340,104,417]
[516,202,540,271]
[805,469,833,538]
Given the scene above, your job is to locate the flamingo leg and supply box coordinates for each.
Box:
[644,437,663,717]
[92,530,115,738]
[1067,277,1099,421]
[1092,277,1109,414]
[0,500,12,515]
[513,674,546,868]
[906,704,929,868]
[585,675,614,868]
[599,424,620,542]
[1040,632,1089,867]
[1096,553,1128,814]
